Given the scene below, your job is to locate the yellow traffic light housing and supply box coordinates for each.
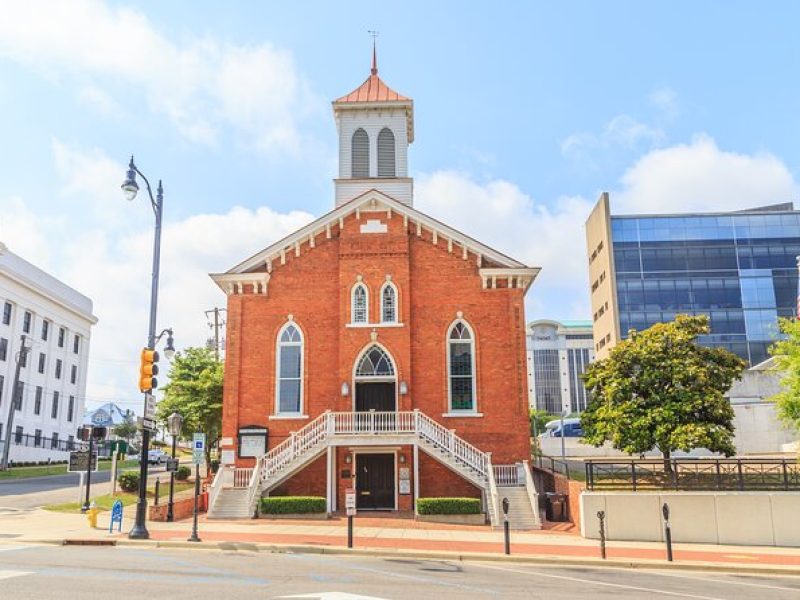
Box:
[139,348,160,392]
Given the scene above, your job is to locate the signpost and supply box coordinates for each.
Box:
[188,433,205,543]
[345,487,356,548]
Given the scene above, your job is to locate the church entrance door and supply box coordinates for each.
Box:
[356,453,396,510]
[355,382,395,411]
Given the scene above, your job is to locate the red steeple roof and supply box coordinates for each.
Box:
[334,46,410,104]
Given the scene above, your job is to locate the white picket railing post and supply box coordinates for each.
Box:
[449,429,456,454]
[369,409,375,434]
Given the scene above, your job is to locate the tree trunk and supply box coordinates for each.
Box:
[662,449,672,475]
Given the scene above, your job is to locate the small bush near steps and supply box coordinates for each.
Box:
[416,497,481,515]
[260,496,326,514]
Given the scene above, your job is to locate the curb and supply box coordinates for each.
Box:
[14,537,800,576]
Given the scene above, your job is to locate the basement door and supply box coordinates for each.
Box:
[355,453,395,510]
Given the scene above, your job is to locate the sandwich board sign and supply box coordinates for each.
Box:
[192,433,205,465]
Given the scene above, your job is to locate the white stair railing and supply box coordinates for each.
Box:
[207,466,225,515]
[521,459,541,528]
[486,452,501,526]
[415,410,488,477]
[261,411,330,483]
[494,463,525,486]
[247,455,264,517]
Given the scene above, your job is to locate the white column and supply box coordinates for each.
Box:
[413,443,420,512]
[326,445,333,514]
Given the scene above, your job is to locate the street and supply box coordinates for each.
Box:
[0,465,167,509]
[0,543,798,599]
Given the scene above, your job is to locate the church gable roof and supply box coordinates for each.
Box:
[334,72,411,104]
[211,189,539,294]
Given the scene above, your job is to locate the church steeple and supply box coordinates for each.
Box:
[332,48,414,207]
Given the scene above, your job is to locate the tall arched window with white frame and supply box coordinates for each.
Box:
[380,281,398,323]
[447,320,476,412]
[351,283,368,324]
[377,127,396,177]
[351,128,370,177]
[276,322,303,415]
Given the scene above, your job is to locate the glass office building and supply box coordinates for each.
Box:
[608,203,800,366]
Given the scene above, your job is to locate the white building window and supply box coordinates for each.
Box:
[276,323,303,415]
[377,127,396,177]
[352,128,369,177]
[447,320,476,412]
[380,282,397,323]
[351,283,368,324]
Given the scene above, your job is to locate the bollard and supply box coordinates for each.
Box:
[347,515,354,549]
[662,502,673,562]
[154,478,160,506]
[502,497,510,555]
[597,510,606,559]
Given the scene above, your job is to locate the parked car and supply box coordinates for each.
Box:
[139,448,166,465]
[540,418,584,438]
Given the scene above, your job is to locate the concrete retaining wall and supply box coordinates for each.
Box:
[581,491,800,547]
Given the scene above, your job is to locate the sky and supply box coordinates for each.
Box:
[0,1,799,415]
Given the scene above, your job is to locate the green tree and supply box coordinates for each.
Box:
[581,315,745,469]
[113,418,138,445]
[769,318,800,434]
[156,347,223,467]
[529,409,558,438]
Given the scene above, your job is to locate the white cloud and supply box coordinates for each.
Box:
[614,135,799,214]
[76,85,122,117]
[649,87,679,119]
[561,114,665,162]
[0,0,321,153]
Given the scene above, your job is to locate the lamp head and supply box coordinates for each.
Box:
[121,156,139,201]
[167,412,184,436]
[164,331,176,360]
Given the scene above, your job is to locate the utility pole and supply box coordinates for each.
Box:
[204,307,226,361]
[1,335,31,470]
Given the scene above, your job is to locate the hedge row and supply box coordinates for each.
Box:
[416,497,481,515]
[260,496,326,514]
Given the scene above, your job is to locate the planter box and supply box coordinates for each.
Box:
[259,512,329,520]
[416,513,486,525]
[149,492,207,522]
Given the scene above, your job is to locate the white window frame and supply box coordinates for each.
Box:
[445,319,479,415]
[380,281,398,324]
[351,282,369,324]
[274,322,305,417]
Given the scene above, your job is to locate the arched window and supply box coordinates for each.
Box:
[276,323,303,414]
[356,345,395,377]
[447,320,476,412]
[380,282,397,323]
[351,283,368,324]
[352,128,369,177]
[377,127,396,177]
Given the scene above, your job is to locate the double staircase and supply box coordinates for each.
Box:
[208,409,540,529]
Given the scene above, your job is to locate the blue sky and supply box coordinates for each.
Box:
[0,1,798,413]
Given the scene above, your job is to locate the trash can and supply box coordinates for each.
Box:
[545,492,567,522]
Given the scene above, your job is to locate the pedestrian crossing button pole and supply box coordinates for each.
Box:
[502,497,510,555]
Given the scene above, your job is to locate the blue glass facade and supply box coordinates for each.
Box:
[610,210,800,366]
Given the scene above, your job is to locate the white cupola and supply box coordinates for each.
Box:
[332,46,414,207]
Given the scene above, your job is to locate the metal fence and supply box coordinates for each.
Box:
[2,433,85,453]
[533,453,573,480]
[585,458,800,491]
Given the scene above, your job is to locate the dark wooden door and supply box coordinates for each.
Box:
[355,382,395,412]
[356,453,395,510]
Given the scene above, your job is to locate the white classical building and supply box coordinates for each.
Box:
[526,319,595,414]
[0,242,96,462]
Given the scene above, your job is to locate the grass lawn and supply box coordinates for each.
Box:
[43,481,195,513]
[0,459,139,481]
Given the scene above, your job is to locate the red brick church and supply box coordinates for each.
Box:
[209,52,540,527]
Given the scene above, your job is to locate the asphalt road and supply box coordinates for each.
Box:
[0,465,167,509]
[0,543,798,599]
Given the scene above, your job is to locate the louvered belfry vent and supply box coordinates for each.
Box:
[352,128,370,177]
[377,127,396,177]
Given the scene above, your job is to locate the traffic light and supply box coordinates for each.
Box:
[139,348,159,392]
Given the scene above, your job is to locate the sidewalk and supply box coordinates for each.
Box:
[4,508,800,574]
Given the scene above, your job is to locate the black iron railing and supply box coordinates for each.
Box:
[584,458,800,491]
[2,434,86,453]
[533,453,572,480]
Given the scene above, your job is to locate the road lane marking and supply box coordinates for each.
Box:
[0,570,32,581]
[636,569,800,593]
[471,563,728,600]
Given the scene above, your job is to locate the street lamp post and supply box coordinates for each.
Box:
[166,412,184,522]
[121,156,165,540]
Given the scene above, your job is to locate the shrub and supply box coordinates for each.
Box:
[175,466,191,481]
[118,472,140,492]
[210,459,220,474]
[260,496,326,514]
[416,497,481,515]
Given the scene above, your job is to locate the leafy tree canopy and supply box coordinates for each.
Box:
[113,418,138,443]
[156,346,223,464]
[581,314,745,460]
[769,318,800,433]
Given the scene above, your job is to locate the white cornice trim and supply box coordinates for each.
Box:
[0,265,98,324]
[479,267,541,294]
[222,189,534,277]
[210,272,270,296]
